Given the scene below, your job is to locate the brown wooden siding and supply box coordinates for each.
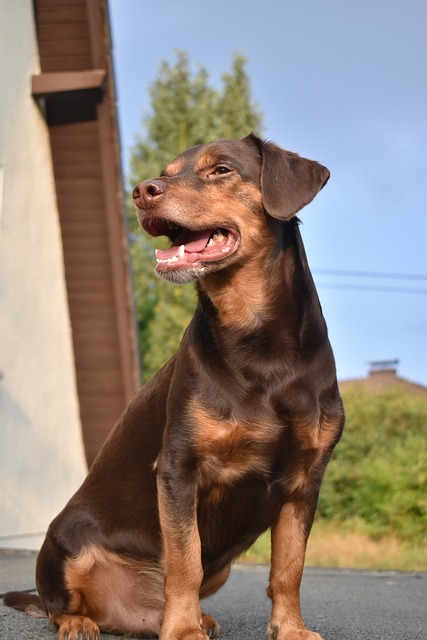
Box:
[33,0,140,465]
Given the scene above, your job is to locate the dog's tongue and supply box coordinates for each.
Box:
[175,228,212,251]
[156,229,212,261]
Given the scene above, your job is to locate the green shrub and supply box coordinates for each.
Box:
[318,387,427,542]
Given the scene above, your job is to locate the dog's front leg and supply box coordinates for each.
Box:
[157,455,207,640]
[267,497,324,640]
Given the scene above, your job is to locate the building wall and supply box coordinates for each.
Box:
[0,1,87,549]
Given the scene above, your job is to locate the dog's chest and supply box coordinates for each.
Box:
[194,408,281,486]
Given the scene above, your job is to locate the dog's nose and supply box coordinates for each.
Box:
[132,179,166,209]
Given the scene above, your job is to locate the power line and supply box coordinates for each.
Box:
[312,268,427,281]
[316,282,427,295]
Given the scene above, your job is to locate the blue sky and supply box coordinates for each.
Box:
[109,0,427,385]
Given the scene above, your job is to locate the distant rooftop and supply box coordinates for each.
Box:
[339,360,427,395]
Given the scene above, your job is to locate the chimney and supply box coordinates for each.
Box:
[368,359,399,379]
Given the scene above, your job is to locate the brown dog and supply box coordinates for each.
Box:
[4,134,344,640]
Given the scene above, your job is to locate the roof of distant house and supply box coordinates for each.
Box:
[339,360,427,395]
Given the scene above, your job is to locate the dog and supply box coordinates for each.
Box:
[4,134,345,640]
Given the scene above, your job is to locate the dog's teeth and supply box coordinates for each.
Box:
[178,244,185,259]
[208,230,224,247]
[156,255,179,264]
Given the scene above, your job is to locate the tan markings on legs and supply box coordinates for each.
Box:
[267,501,324,640]
[157,476,207,640]
[267,408,342,640]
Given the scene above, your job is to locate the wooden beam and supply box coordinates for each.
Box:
[87,0,141,402]
[31,70,106,97]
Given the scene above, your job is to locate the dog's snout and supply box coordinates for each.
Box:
[133,179,166,208]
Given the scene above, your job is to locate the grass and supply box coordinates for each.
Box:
[241,519,427,572]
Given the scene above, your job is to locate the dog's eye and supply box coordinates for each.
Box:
[208,165,232,178]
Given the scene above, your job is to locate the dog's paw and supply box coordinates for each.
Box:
[268,623,324,640]
[56,614,100,640]
[162,629,208,640]
[202,612,220,637]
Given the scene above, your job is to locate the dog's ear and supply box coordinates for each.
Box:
[255,137,330,220]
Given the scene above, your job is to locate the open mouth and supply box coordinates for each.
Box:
[142,217,240,272]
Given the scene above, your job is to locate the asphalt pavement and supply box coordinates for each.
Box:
[0,549,425,639]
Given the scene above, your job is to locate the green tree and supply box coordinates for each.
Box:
[217,54,263,139]
[129,51,263,381]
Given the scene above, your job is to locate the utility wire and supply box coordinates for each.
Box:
[316,282,427,295]
[312,268,427,281]
[312,268,427,294]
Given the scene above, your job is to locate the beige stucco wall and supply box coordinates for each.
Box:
[0,1,87,549]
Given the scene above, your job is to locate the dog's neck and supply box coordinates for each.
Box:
[181,221,331,401]
[196,221,325,346]
[198,258,276,333]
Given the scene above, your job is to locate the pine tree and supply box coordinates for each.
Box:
[129,51,263,381]
[217,54,263,139]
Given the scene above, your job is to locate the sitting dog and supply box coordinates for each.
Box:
[4,134,345,640]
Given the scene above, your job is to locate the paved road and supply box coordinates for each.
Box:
[0,549,425,639]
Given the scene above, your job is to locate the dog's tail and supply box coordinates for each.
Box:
[3,591,46,618]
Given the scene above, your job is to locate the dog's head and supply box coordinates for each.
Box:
[133,134,329,284]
